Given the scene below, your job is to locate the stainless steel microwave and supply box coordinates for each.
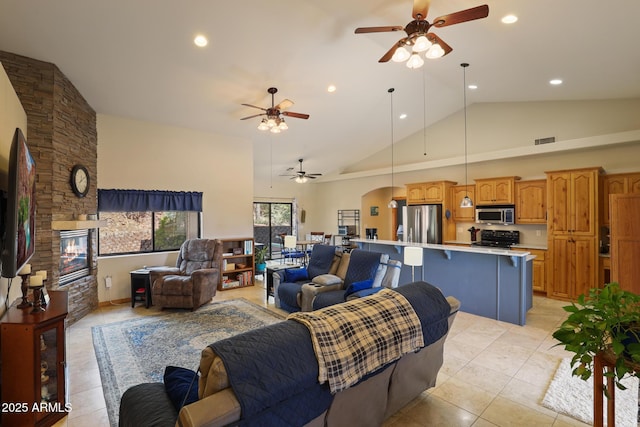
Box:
[475,205,515,225]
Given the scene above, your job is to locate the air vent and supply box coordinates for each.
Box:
[535,137,556,145]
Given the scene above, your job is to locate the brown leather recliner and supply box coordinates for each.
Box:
[150,239,222,310]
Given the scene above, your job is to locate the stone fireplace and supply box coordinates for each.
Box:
[0,51,98,324]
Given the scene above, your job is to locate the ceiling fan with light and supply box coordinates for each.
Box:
[240,87,309,133]
[281,159,322,183]
[355,0,488,69]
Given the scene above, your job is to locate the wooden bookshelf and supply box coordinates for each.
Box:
[218,238,255,290]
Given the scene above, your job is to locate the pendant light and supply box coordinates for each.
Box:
[387,88,398,209]
[460,63,473,208]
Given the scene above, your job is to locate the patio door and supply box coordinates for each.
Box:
[253,202,293,260]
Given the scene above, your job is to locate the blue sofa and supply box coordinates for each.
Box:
[118,281,460,427]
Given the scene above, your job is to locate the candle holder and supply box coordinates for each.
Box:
[16,274,32,309]
[31,285,45,313]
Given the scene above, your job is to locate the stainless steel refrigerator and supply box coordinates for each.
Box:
[402,204,442,244]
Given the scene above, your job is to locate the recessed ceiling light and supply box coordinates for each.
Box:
[327,85,336,93]
[399,113,407,119]
[550,79,563,85]
[194,35,208,47]
[468,84,478,90]
[501,15,518,24]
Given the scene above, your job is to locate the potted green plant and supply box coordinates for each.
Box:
[254,245,269,274]
[552,282,640,395]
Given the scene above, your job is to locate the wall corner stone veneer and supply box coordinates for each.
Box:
[0,51,98,324]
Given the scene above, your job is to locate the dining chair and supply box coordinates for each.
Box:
[283,235,304,265]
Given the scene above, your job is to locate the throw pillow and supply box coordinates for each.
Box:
[344,278,374,297]
[284,267,309,282]
[164,366,199,411]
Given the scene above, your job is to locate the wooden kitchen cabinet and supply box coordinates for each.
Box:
[601,172,640,225]
[451,185,476,222]
[599,256,611,287]
[548,236,597,300]
[474,176,519,205]
[546,167,602,300]
[515,180,546,224]
[406,183,427,205]
[512,248,546,292]
[610,193,640,294]
[1,291,68,427]
[547,167,600,236]
[406,181,456,205]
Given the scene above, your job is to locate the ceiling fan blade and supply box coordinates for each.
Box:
[355,26,404,34]
[275,99,294,111]
[282,111,310,119]
[241,103,267,111]
[432,5,489,28]
[306,176,317,179]
[412,0,431,20]
[240,113,266,120]
[427,33,453,56]
[379,38,408,62]
[307,173,322,176]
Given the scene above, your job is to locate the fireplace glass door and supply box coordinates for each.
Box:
[59,230,89,285]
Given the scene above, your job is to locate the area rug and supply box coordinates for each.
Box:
[92,299,285,427]
[542,358,639,427]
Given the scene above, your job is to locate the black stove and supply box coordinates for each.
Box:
[471,230,520,249]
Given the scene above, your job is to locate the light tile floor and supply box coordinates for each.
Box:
[53,279,593,427]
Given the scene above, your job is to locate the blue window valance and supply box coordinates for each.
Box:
[98,189,203,212]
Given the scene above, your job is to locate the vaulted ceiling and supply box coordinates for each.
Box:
[1,0,639,183]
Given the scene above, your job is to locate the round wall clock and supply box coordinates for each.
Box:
[70,164,90,198]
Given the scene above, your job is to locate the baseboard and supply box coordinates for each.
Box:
[98,297,130,307]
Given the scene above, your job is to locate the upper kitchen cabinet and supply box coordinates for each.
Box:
[601,172,640,225]
[406,181,456,205]
[546,167,602,236]
[515,180,546,224]
[474,176,520,205]
[451,185,476,222]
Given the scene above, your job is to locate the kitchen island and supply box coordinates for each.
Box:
[351,239,534,326]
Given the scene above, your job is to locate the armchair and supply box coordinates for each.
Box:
[274,244,339,312]
[150,239,222,310]
[300,257,401,311]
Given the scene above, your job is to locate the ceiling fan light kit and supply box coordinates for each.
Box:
[241,87,309,133]
[280,159,322,183]
[355,1,489,69]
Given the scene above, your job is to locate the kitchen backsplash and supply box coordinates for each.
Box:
[454,222,548,247]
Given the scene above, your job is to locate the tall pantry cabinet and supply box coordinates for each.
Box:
[609,193,640,294]
[546,167,602,300]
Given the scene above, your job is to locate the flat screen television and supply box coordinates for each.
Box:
[1,128,36,278]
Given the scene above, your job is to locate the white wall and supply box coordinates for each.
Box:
[96,114,254,302]
[0,62,27,316]
[278,99,640,243]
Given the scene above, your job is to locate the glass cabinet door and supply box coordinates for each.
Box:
[36,322,64,422]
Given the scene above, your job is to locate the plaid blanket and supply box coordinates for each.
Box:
[288,288,424,393]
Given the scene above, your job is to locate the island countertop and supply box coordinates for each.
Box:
[350,238,532,258]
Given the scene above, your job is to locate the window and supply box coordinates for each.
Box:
[98,211,200,255]
[97,189,202,256]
